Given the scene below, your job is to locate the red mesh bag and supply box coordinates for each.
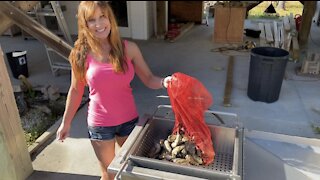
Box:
[167,72,215,165]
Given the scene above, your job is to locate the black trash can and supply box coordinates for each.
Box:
[247,47,289,103]
[6,51,29,79]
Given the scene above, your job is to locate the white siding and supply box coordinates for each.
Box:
[129,1,148,40]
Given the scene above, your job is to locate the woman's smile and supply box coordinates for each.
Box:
[96,27,106,33]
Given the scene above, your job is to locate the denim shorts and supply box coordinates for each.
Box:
[88,117,139,141]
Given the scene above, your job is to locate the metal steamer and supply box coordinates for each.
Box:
[113,105,243,180]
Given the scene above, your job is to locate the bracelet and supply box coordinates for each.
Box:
[161,78,165,89]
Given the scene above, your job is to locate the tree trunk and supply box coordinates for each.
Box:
[299,1,317,48]
[277,1,286,10]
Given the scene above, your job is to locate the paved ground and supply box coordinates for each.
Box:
[1,17,320,179]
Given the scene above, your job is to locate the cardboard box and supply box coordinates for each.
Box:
[213,6,246,43]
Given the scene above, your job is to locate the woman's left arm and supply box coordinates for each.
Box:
[127,41,164,89]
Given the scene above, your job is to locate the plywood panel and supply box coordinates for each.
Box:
[213,6,246,43]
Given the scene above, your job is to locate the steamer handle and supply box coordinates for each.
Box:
[114,117,151,179]
[114,156,130,180]
[154,105,240,126]
[208,108,225,124]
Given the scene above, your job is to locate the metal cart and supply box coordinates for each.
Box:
[109,105,320,180]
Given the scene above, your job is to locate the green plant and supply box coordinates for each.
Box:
[26,89,36,99]
[248,1,303,19]
[311,124,320,134]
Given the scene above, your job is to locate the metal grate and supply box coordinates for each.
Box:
[211,152,233,172]
[129,117,238,179]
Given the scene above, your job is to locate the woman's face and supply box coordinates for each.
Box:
[86,7,111,40]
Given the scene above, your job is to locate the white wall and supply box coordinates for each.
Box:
[129,1,148,40]
[128,1,155,40]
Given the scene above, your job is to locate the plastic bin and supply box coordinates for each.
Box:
[247,47,289,103]
[6,51,29,79]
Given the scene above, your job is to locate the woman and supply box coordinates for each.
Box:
[56,2,171,180]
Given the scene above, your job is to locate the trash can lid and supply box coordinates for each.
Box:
[12,51,27,57]
[251,47,288,58]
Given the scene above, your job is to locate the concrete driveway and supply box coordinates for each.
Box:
[1,17,320,179]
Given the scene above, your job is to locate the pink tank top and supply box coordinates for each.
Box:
[85,41,138,127]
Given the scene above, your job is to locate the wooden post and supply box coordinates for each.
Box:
[0,47,33,179]
[156,1,167,39]
[0,1,39,35]
[299,1,317,48]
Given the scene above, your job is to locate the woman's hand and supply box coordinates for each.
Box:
[162,76,173,88]
[56,123,71,142]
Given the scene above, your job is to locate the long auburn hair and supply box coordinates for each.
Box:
[70,1,127,83]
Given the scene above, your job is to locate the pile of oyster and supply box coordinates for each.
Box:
[147,129,203,166]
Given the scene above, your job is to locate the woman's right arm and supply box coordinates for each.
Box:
[56,70,85,141]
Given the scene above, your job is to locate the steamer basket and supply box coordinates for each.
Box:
[129,117,241,179]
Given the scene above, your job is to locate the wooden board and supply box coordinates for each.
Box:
[168,22,194,43]
[289,13,296,30]
[285,33,292,51]
[283,16,291,31]
[258,23,267,46]
[273,21,279,48]
[264,22,274,44]
[0,47,33,180]
[280,24,285,49]
[223,56,234,107]
[213,6,246,43]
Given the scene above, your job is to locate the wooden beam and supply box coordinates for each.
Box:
[169,22,194,43]
[0,47,33,180]
[0,1,72,60]
[0,1,39,35]
[223,56,234,107]
[299,1,317,48]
